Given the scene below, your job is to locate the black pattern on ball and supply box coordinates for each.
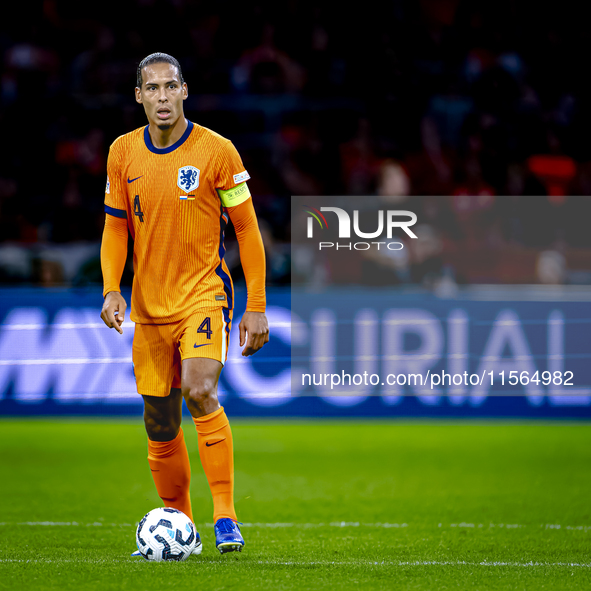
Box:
[175,525,195,547]
[149,519,172,533]
[154,534,185,561]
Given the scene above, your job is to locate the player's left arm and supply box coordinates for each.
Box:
[226,196,269,357]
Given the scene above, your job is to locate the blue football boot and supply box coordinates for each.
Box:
[214,518,244,554]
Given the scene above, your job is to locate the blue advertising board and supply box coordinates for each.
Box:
[0,287,589,417]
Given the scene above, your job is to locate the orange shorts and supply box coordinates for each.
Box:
[132,307,232,397]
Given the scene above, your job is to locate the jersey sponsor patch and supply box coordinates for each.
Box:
[233,170,250,184]
[105,176,110,194]
[177,165,200,193]
[218,182,251,207]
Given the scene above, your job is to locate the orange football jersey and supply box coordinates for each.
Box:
[104,121,252,324]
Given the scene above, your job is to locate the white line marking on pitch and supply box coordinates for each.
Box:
[1,521,590,532]
[0,558,589,568]
[256,560,591,568]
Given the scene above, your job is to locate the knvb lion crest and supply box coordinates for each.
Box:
[177,165,200,193]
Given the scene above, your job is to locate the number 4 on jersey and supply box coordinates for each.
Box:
[134,195,144,222]
[197,317,212,340]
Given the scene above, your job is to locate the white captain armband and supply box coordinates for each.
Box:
[218,182,251,207]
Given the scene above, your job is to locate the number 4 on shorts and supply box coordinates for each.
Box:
[197,317,212,339]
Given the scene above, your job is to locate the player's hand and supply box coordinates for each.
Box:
[239,311,269,357]
[100,291,127,334]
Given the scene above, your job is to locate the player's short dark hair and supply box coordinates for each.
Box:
[136,53,184,88]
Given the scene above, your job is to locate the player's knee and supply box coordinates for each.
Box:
[143,413,180,441]
[182,380,217,408]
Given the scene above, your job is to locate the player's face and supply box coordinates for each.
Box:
[135,62,188,129]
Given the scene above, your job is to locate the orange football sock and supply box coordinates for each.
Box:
[193,406,237,522]
[147,428,193,523]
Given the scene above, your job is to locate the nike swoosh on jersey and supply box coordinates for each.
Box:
[194,343,212,349]
[127,175,144,183]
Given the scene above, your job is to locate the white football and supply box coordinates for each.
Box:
[135,507,199,561]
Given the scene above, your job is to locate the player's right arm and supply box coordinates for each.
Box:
[100,140,129,334]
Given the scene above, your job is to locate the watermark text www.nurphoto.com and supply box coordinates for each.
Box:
[302,370,575,390]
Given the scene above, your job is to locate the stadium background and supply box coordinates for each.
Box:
[1,0,591,418]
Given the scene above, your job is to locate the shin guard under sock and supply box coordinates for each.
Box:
[147,428,193,523]
[193,407,237,522]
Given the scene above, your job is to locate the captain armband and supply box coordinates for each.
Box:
[218,182,251,207]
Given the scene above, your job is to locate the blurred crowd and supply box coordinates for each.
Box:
[1,0,591,288]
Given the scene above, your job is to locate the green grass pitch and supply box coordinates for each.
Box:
[0,418,590,590]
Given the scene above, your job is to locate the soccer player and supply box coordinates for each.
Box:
[100,52,268,555]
